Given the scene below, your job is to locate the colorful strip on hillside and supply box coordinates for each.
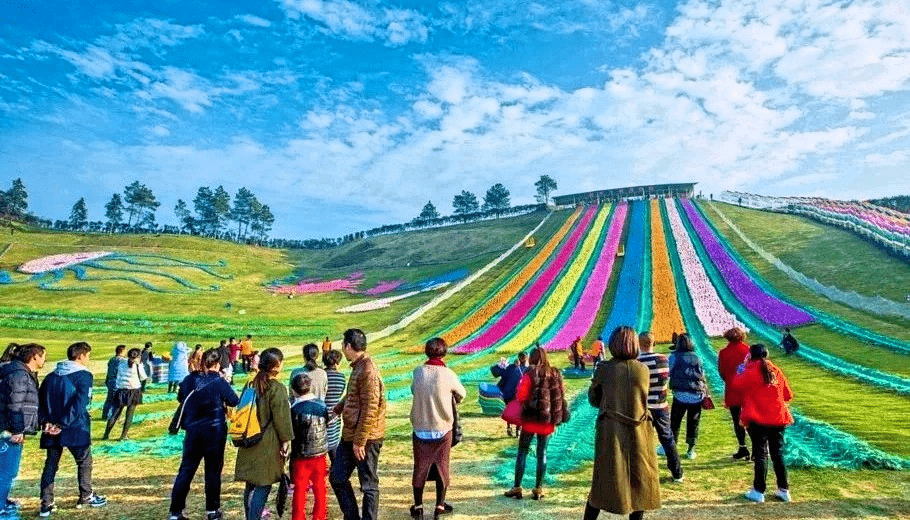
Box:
[680,199,814,327]
[439,207,583,345]
[542,203,627,351]
[649,199,684,343]
[451,206,599,354]
[491,204,611,353]
[663,199,745,336]
[599,200,647,338]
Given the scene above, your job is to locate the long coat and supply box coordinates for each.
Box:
[587,358,660,515]
[234,379,294,486]
[168,342,190,383]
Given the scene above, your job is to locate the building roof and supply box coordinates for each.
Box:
[552,183,697,206]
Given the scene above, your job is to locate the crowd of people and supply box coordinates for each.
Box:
[0,323,794,520]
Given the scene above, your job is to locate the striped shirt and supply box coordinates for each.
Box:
[637,352,669,410]
[324,368,347,451]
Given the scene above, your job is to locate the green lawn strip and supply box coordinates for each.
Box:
[701,202,910,338]
[704,202,910,304]
[639,200,653,331]
[698,201,910,356]
[707,338,910,459]
[786,324,910,378]
[676,199,910,396]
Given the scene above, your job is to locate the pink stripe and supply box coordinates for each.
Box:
[451,205,600,354]
[543,202,628,351]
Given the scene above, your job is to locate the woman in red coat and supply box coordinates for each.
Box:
[730,344,793,504]
[717,328,750,460]
[503,346,566,501]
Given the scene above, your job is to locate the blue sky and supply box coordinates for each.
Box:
[1,0,909,238]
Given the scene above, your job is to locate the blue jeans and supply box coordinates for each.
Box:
[650,408,683,480]
[0,438,24,506]
[243,483,272,520]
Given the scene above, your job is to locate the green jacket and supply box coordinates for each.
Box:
[234,379,294,486]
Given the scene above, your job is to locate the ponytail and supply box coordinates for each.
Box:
[749,343,775,385]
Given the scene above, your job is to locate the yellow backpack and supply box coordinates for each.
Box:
[228,384,266,448]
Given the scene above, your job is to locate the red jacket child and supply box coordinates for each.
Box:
[730,358,794,428]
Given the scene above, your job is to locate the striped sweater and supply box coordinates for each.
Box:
[637,352,669,410]
[324,368,347,451]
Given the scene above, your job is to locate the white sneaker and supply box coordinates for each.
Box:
[744,489,765,503]
[673,476,684,483]
[686,447,697,460]
[774,489,791,502]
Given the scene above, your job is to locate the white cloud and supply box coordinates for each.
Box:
[236,14,273,28]
[279,0,429,46]
[865,150,908,167]
[150,125,171,137]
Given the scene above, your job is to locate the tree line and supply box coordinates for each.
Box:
[0,174,558,249]
[61,182,274,241]
[871,195,910,215]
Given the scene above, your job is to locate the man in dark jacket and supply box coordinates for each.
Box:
[781,328,799,355]
[102,345,126,420]
[0,343,45,517]
[491,352,527,436]
[38,342,107,516]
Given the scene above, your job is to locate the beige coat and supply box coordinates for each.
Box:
[587,358,660,514]
[234,379,294,486]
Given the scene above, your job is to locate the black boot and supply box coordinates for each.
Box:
[732,446,750,461]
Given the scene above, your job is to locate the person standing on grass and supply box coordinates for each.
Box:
[38,342,107,516]
[0,343,45,518]
[718,328,751,461]
[234,348,294,520]
[503,346,566,501]
[169,349,239,520]
[188,344,204,374]
[217,340,232,383]
[140,342,154,391]
[490,352,527,437]
[102,345,126,420]
[323,349,347,462]
[585,326,660,520]
[289,373,332,520]
[104,348,148,441]
[330,328,386,520]
[637,332,683,483]
[168,342,190,394]
[409,337,466,519]
[322,336,332,355]
[290,344,328,401]
[668,334,706,460]
[240,335,254,373]
[571,336,586,370]
[731,344,794,504]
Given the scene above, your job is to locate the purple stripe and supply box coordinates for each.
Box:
[680,200,813,327]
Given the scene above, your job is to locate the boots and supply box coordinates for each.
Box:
[732,446,750,461]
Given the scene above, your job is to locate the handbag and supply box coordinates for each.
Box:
[276,471,291,518]
[451,395,462,447]
[501,399,522,426]
[701,395,716,410]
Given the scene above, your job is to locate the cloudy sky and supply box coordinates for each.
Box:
[1,0,909,238]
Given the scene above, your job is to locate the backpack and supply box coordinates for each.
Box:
[229,384,269,448]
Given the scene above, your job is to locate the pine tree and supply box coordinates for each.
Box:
[123,181,160,227]
[417,200,439,221]
[211,186,231,235]
[482,183,510,212]
[452,190,479,215]
[104,193,124,233]
[193,187,216,236]
[5,179,28,217]
[69,198,88,230]
[174,199,193,233]
[534,175,558,204]
[231,187,256,239]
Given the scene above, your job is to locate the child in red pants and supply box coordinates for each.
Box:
[289,373,332,520]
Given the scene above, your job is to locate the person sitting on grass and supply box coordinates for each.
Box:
[290,373,332,520]
[104,347,148,441]
[731,344,794,504]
